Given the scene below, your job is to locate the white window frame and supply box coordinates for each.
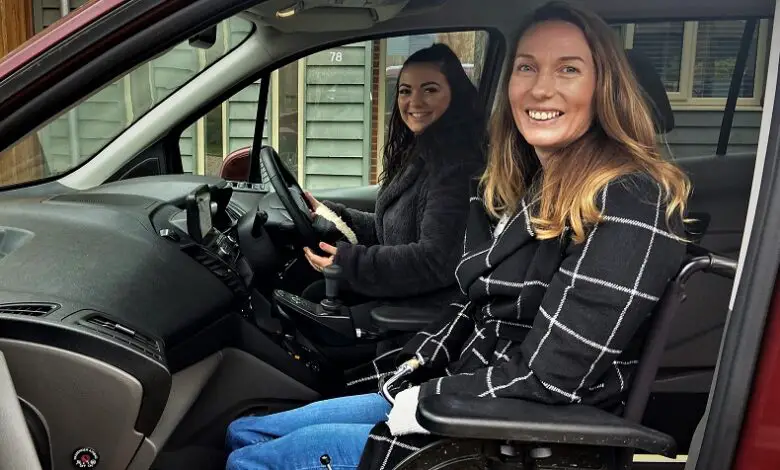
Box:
[619,19,771,111]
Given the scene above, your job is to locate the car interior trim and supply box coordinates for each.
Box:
[693,5,780,467]
[0,339,146,470]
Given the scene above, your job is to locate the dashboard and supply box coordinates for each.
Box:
[0,174,329,469]
[0,174,278,393]
[0,174,278,352]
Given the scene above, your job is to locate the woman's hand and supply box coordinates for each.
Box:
[386,386,429,436]
[303,242,337,272]
[304,192,321,217]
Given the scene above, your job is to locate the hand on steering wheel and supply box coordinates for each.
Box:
[260,146,320,250]
[304,192,321,217]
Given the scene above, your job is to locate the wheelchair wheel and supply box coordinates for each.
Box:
[392,439,518,470]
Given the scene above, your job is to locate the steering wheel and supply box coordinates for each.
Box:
[260,146,320,249]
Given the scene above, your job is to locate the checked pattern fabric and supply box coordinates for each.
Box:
[347,174,687,470]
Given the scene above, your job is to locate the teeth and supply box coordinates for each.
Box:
[528,110,561,121]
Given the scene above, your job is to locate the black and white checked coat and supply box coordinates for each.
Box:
[347,173,687,470]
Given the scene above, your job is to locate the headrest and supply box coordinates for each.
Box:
[625,48,675,134]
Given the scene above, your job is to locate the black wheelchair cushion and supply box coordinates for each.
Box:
[370,306,438,332]
[417,395,677,457]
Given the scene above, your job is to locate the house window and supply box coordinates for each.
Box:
[630,22,685,93]
[692,21,759,99]
[617,19,770,109]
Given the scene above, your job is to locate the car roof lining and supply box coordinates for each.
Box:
[241,0,775,36]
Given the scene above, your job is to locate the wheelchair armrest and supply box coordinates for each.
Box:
[370,306,436,332]
[417,395,677,458]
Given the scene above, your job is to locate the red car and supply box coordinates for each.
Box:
[0,0,777,469]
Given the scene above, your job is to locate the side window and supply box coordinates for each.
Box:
[178,78,273,176]
[613,19,771,158]
[179,18,273,176]
[185,31,490,190]
[0,15,252,188]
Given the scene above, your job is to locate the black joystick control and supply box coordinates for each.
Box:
[320,264,343,314]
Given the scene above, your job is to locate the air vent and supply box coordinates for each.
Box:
[185,245,249,299]
[48,193,153,207]
[0,302,59,316]
[225,202,246,222]
[81,314,163,361]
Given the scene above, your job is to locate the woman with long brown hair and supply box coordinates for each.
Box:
[225,3,691,469]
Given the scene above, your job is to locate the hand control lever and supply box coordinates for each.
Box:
[320,264,343,314]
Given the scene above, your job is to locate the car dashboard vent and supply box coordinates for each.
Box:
[225,202,246,222]
[81,313,164,361]
[0,302,59,316]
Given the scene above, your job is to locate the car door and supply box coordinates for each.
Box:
[610,17,772,450]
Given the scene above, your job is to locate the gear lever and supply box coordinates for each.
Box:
[320,264,343,314]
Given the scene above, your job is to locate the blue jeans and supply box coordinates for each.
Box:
[226,393,391,470]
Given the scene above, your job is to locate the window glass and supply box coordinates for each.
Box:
[179,80,272,176]
[278,62,300,176]
[611,19,770,159]
[631,22,685,93]
[693,21,759,98]
[194,30,489,191]
[0,16,253,188]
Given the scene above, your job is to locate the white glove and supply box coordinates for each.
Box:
[385,386,430,436]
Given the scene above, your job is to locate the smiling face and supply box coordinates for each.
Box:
[508,20,597,163]
[397,63,452,134]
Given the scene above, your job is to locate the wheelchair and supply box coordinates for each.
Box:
[372,250,737,470]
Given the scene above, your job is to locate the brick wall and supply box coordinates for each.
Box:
[369,39,381,184]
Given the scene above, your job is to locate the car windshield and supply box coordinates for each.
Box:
[0,15,253,189]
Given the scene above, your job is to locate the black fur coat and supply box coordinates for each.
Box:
[323,138,484,309]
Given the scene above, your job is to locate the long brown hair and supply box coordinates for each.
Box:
[381,44,485,185]
[481,1,690,243]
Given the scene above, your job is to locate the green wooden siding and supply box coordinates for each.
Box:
[666,110,762,158]
[151,43,200,171]
[34,6,256,175]
[226,83,270,153]
[36,0,126,173]
[179,126,196,173]
[37,84,127,174]
[302,42,372,190]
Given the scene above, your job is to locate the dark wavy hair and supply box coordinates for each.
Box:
[380,43,485,184]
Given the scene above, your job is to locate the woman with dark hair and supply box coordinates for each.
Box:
[225,2,691,469]
[300,43,486,318]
